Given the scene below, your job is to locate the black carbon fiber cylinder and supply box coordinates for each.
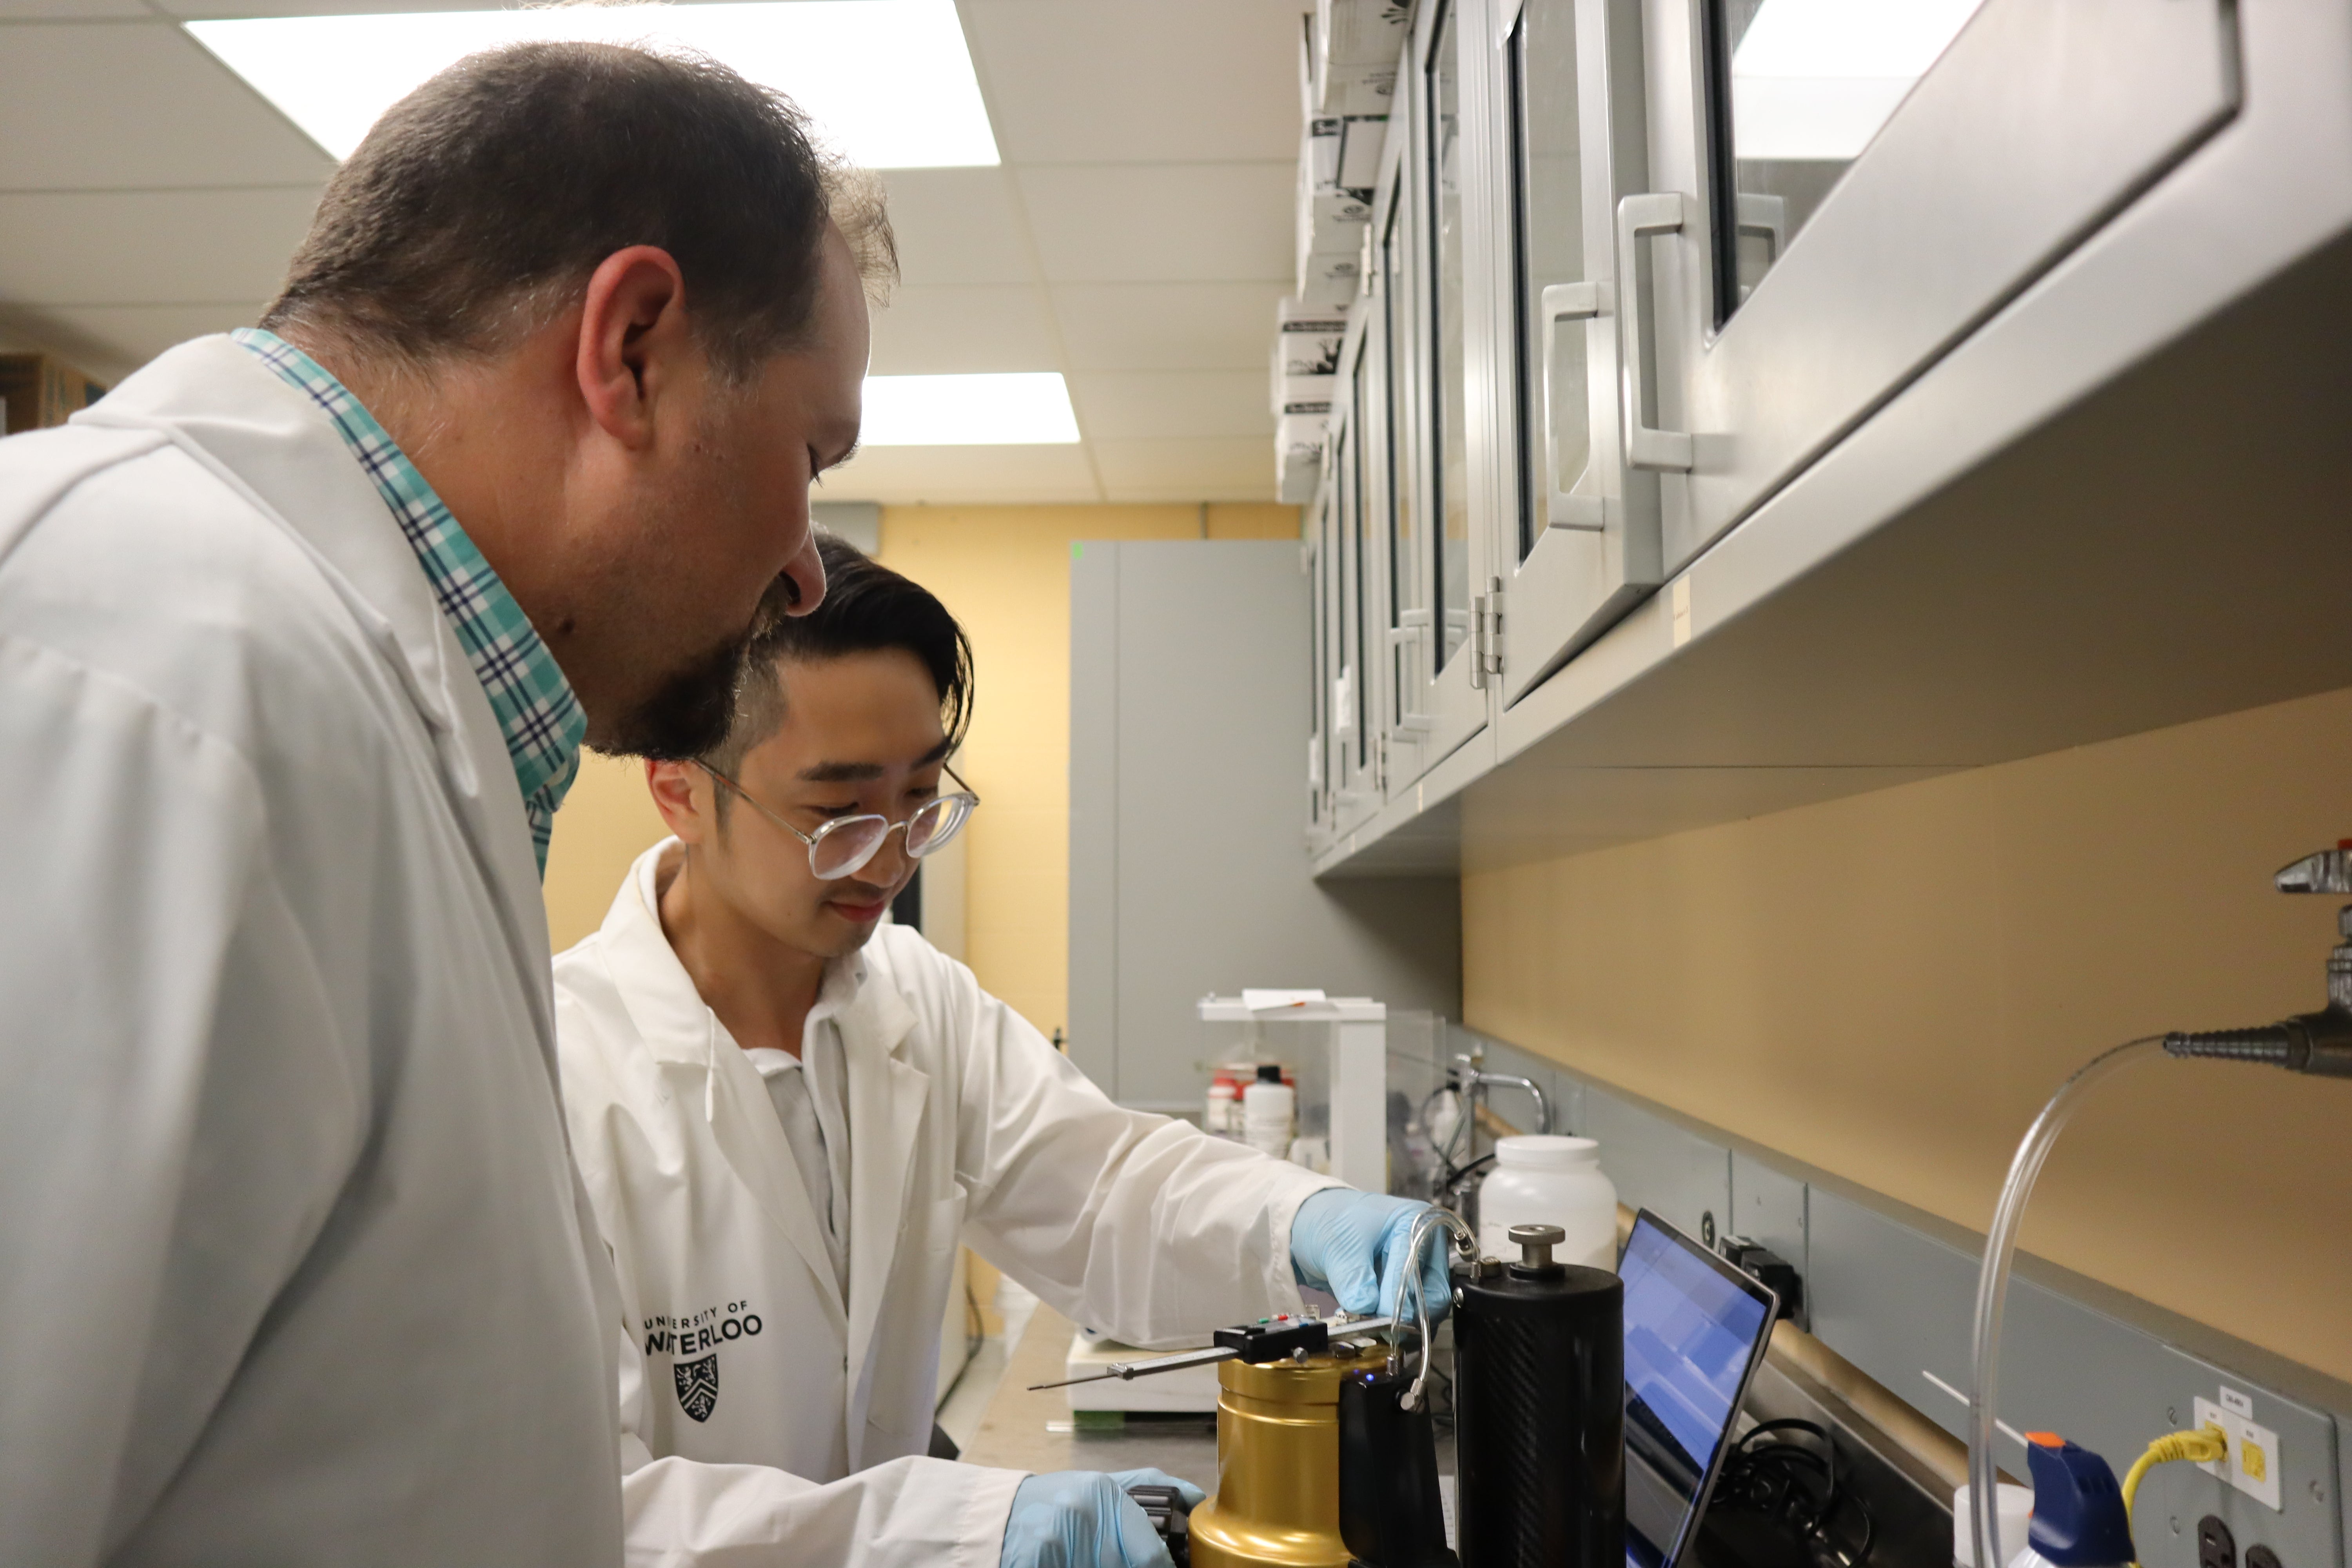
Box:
[1452,1248,1623,1568]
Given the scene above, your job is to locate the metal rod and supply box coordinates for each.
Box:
[1028,1346,1237,1392]
[1025,1317,1399,1392]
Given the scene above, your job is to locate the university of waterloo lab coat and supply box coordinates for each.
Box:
[555,842,1344,1568]
[0,338,622,1564]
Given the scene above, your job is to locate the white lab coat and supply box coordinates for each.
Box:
[555,842,1343,1568]
[0,337,622,1563]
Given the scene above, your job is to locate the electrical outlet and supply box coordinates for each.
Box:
[2198,1515,2237,1568]
[2195,1390,2284,1512]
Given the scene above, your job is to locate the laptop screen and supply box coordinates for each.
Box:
[1621,1212,1777,1568]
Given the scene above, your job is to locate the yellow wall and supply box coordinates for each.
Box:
[544,503,1298,1042]
[543,749,668,950]
[1463,684,2352,1383]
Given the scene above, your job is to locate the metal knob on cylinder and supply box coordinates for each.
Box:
[1509,1222,1565,1270]
[1453,1222,1624,1568]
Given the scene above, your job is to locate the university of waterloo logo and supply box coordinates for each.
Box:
[674,1354,720,1423]
[644,1300,762,1424]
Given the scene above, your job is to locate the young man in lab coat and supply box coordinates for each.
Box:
[0,45,887,1565]
[556,536,1448,1568]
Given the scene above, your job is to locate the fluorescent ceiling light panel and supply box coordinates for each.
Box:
[186,1,998,167]
[1730,0,1984,160]
[859,374,1081,446]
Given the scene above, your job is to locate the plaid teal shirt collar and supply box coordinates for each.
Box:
[232,327,584,877]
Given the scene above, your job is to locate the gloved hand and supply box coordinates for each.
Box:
[1290,1189,1451,1321]
[1000,1467,1206,1568]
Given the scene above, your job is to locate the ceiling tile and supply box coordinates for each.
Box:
[867,284,1057,376]
[1017,163,1292,283]
[964,0,1300,165]
[0,23,335,189]
[1067,370,1272,441]
[0,0,151,18]
[1092,436,1275,501]
[28,301,263,376]
[155,0,539,16]
[0,186,318,304]
[1050,281,1287,371]
[823,442,1101,505]
[878,169,1035,288]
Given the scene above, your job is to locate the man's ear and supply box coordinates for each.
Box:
[577,246,693,450]
[646,759,715,846]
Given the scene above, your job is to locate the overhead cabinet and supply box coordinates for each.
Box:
[1639,0,2240,574]
[1294,0,2352,870]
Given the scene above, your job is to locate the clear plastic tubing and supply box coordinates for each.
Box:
[1969,1036,2164,1568]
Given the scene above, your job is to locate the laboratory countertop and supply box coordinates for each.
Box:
[958,1302,1220,1492]
[958,1303,1947,1568]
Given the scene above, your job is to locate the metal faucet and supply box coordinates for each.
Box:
[2166,842,2352,1075]
[1448,1047,1553,1144]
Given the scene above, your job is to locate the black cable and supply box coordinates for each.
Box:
[1711,1419,1875,1568]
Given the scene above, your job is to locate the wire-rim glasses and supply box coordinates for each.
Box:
[697,761,980,882]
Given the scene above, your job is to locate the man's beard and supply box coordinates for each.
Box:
[593,572,799,761]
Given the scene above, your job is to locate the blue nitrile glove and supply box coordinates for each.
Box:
[1000,1468,1206,1568]
[1290,1189,1452,1321]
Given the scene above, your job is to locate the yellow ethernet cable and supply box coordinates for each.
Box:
[2122,1426,2230,1568]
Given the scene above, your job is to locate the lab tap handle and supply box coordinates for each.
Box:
[2275,842,2352,894]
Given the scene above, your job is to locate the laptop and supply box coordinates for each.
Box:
[1620,1210,1780,1568]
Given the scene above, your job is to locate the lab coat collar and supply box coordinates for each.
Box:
[80,338,478,799]
[73,334,552,1030]
[597,840,922,1072]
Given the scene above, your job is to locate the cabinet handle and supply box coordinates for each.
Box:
[1541,282,1606,530]
[1385,612,1435,733]
[1615,192,1694,473]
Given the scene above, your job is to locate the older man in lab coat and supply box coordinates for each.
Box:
[0,45,887,1564]
[557,536,1448,1568]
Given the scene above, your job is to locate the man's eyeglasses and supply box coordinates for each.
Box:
[696,762,980,882]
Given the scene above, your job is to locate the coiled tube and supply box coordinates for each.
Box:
[1385,1206,1474,1410]
[1969,1037,2165,1568]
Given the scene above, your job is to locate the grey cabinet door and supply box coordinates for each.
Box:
[1495,0,1669,703]
[1067,541,1459,1111]
[1632,0,2241,573]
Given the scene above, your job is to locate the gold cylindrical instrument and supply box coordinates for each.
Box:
[1187,1341,1388,1568]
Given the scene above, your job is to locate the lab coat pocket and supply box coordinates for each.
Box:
[924,1191,968,1256]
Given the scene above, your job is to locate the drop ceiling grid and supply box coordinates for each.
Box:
[0,0,1299,502]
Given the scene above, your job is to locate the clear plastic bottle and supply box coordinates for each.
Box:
[1475,1135,1618,1269]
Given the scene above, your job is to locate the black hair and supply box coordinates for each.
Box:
[702,533,974,778]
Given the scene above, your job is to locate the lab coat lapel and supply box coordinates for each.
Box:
[842,969,926,1459]
[600,850,848,1333]
[76,337,553,1023]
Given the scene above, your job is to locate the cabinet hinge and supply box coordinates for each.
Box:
[1469,578,1505,686]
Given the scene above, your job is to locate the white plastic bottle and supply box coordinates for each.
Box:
[1241,1065,1295,1157]
[1205,1073,1239,1135]
[1476,1135,1618,1269]
[1950,1482,2033,1568]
